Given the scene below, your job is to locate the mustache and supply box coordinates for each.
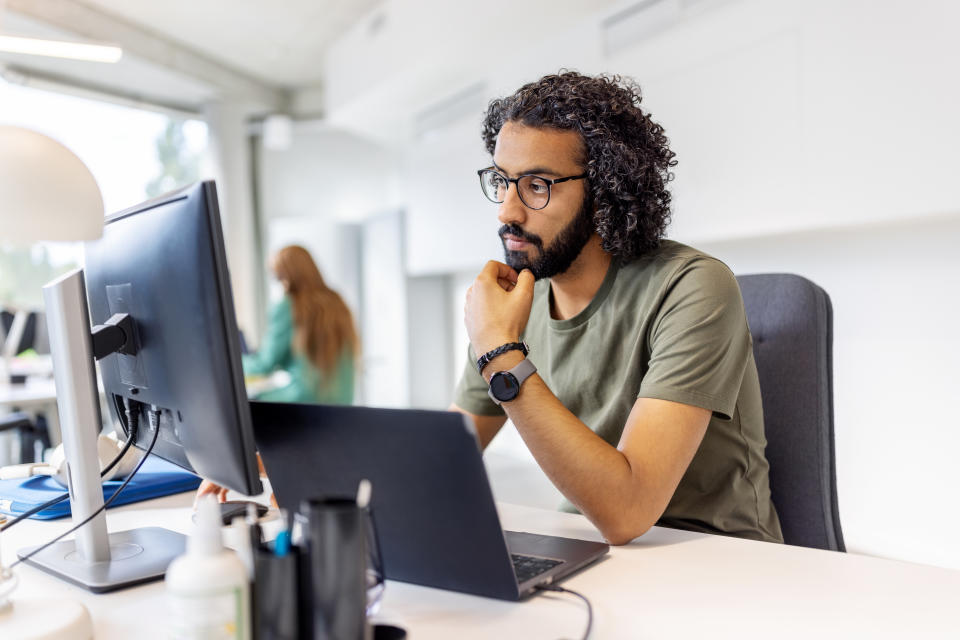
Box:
[498,224,543,248]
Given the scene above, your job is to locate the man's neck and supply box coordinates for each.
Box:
[548,236,612,321]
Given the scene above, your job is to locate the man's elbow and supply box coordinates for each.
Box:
[596,515,655,546]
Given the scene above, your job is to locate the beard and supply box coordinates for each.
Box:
[499,196,595,280]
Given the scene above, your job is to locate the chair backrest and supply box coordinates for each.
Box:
[0,309,13,347]
[736,274,845,551]
[32,311,50,355]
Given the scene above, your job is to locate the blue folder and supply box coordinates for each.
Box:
[0,455,201,520]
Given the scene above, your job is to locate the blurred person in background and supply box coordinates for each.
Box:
[244,244,359,405]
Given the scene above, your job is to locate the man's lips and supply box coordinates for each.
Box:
[503,234,533,250]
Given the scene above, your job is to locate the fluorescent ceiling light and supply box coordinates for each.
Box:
[0,34,122,63]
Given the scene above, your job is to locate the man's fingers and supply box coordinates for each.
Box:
[482,260,519,284]
[515,268,535,295]
[497,277,516,292]
[194,480,221,508]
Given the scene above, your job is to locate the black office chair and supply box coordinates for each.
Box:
[1,309,39,356]
[0,412,52,463]
[0,309,14,348]
[2,309,51,462]
[736,274,845,552]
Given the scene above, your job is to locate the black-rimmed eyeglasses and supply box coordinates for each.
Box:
[477,168,587,211]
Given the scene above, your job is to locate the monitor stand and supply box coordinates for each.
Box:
[16,268,185,593]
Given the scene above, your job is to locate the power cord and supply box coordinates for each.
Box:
[534,583,594,640]
[10,405,161,569]
[0,397,140,533]
[100,397,141,477]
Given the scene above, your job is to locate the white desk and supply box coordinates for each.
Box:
[2,495,958,639]
[0,378,58,412]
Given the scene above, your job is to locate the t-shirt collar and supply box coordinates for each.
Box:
[547,258,620,331]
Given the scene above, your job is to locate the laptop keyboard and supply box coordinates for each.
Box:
[511,553,563,584]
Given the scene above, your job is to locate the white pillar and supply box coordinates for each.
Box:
[204,101,260,342]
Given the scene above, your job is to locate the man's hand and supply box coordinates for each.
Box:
[195,479,229,505]
[464,261,535,356]
[194,453,278,508]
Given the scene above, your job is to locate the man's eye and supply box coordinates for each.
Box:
[528,179,549,193]
[489,175,506,188]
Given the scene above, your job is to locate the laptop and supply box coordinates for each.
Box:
[251,401,609,601]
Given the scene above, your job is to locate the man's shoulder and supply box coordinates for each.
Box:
[620,240,736,287]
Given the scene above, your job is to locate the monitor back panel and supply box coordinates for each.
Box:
[85,181,260,494]
[251,402,521,600]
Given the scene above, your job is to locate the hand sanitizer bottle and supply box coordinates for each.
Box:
[166,496,251,640]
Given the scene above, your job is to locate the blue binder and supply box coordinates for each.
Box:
[0,455,201,520]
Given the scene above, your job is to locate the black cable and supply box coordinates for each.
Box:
[99,398,140,478]
[534,583,594,640]
[0,399,140,533]
[11,406,161,569]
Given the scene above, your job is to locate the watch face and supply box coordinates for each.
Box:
[490,371,520,402]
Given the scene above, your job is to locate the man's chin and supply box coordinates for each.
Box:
[503,251,533,273]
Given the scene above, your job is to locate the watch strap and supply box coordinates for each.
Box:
[487,358,537,405]
[475,341,529,374]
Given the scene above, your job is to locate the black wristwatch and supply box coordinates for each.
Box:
[487,358,537,405]
[476,341,529,374]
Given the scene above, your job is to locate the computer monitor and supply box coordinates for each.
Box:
[85,181,261,495]
[18,180,262,592]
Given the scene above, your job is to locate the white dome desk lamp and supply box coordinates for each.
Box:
[0,124,115,639]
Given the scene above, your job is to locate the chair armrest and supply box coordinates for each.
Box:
[0,412,33,433]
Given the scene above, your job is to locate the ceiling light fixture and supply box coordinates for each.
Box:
[0,34,122,63]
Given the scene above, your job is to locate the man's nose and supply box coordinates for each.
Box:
[497,185,528,227]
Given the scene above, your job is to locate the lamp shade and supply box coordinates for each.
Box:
[0,125,104,243]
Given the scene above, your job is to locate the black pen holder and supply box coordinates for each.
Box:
[299,497,371,640]
[254,545,300,640]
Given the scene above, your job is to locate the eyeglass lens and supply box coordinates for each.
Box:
[480,170,551,209]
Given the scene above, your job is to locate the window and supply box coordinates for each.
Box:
[0,79,208,309]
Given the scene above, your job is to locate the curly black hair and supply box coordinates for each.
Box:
[482,71,676,262]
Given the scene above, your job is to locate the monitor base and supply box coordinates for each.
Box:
[18,526,185,593]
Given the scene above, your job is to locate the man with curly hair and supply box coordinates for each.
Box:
[452,71,783,545]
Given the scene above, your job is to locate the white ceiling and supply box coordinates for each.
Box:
[0,0,382,114]
[0,9,217,114]
[80,0,382,88]
[1,0,627,130]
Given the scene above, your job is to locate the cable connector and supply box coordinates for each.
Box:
[122,396,139,439]
[148,406,162,431]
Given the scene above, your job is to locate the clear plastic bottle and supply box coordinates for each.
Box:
[166,496,251,640]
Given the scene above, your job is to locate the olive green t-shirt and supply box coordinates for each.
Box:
[454,240,783,543]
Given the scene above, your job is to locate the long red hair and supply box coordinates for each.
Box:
[271,245,359,380]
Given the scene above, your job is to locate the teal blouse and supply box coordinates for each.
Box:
[242,296,355,405]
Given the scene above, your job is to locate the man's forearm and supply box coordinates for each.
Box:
[483,352,658,544]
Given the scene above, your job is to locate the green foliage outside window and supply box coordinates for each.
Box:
[2,118,203,311]
[146,120,202,198]
[0,245,75,309]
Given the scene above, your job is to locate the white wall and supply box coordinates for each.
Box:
[256,0,960,569]
[697,214,960,570]
[407,274,454,409]
[256,124,400,404]
[623,0,960,242]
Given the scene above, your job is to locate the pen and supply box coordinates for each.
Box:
[273,508,291,557]
[246,502,262,551]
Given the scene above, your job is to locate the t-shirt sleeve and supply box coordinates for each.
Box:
[452,344,506,417]
[637,258,751,421]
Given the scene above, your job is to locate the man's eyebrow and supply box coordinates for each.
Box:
[492,161,564,178]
